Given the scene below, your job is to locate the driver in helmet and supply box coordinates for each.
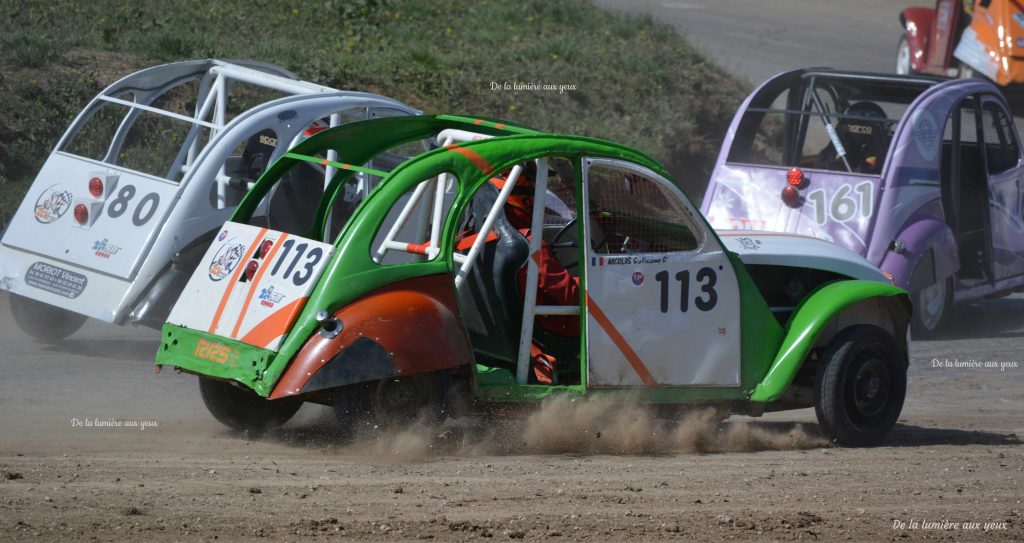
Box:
[815,101,888,174]
[485,163,580,385]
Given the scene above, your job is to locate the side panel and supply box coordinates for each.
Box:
[925,0,960,73]
[901,7,935,73]
[166,222,334,351]
[269,274,472,399]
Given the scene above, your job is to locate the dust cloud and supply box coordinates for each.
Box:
[325,395,827,460]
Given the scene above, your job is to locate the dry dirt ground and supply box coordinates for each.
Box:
[0,289,1023,542]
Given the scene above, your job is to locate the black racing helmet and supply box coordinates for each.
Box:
[839,101,888,161]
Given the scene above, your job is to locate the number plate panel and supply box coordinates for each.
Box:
[167,222,334,351]
[2,154,179,280]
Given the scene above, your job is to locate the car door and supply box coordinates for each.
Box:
[979,96,1024,282]
[582,159,741,387]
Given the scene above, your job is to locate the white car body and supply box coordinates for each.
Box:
[718,230,890,282]
[0,59,418,328]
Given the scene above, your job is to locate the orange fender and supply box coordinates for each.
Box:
[269,274,473,399]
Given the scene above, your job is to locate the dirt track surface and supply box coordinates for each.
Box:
[1,285,1023,542]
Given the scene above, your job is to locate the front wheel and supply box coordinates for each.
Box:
[895,34,913,75]
[198,377,302,435]
[814,325,907,446]
[9,292,87,343]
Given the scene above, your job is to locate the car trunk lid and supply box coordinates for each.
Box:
[166,221,334,352]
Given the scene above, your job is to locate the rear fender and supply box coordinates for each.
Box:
[879,218,957,291]
[749,280,911,403]
[901,7,935,72]
[269,274,472,399]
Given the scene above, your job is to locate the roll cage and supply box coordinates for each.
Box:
[727,69,941,174]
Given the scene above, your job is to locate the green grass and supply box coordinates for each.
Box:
[0,0,747,229]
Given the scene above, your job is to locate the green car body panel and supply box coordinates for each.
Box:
[155,114,910,408]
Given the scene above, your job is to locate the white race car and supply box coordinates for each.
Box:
[0,59,419,341]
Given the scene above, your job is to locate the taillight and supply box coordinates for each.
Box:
[245,260,259,281]
[258,240,272,259]
[787,168,804,187]
[781,185,801,207]
[74,204,89,224]
[88,177,103,197]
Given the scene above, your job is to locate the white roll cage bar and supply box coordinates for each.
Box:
[371,131,580,384]
[94,60,343,209]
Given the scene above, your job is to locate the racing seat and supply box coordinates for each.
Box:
[458,182,530,369]
[266,160,324,236]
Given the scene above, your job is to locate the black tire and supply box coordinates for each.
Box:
[198,376,302,435]
[814,325,906,446]
[895,34,913,75]
[9,292,87,343]
[333,372,444,433]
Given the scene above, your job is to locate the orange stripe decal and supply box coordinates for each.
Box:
[443,143,494,175]
[239,297,307,348]
[473,119,483,125]
[585,294,657,385]
[230,233,288,339]
[494,123,506,130]
[208,228,268,334]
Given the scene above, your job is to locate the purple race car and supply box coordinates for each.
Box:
[702,68,1024,334]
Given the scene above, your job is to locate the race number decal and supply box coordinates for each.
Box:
[105,184,161,226]
[806,181,873,226]
[167,222,335,351]
[654,266,720,313]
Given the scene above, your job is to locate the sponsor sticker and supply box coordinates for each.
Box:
[25,261,88,299]
[598,255,670,266]
[631,272,644,286]
[217,229,228,241]
[1014,11,1024,29]
[257,285,286,308]
[734,237,762,251]
[33,185,73,224]
[911,110,939,162]
[208,241,246,281]
[92,239,122,259]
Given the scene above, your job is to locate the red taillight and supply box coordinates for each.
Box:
[781,185,801,207]
[73,204,89,224]
[258,240,272,259]
[787,168,804,187]
[245,260,259,281]
[88,177,103,197]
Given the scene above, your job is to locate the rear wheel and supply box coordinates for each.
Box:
[9,292,87,343]
[911,276,950,336]
[333,372,444,433]
[198,376,302,435]
[895,34,913,75]
[814,325,906,446]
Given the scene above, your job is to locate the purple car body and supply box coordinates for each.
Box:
[702,68,1024,333]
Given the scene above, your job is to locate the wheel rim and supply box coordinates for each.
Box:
[896,39,911,75]
[844,353,893,425]
[917,279,947,331]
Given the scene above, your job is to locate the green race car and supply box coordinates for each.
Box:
[155,114,912,446]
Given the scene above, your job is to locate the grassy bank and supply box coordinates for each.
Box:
[0,0,746,228]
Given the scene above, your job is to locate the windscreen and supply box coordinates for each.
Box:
[726,74,934,175]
